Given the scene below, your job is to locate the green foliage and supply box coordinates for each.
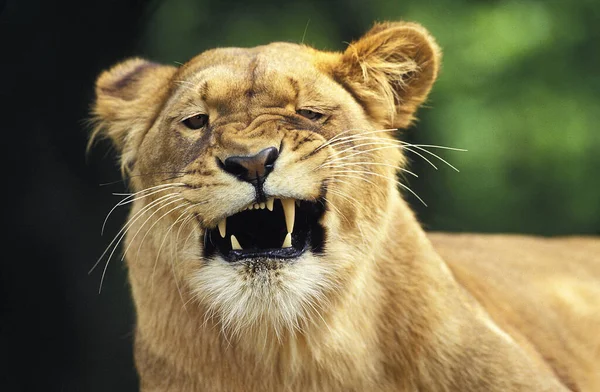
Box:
[139,0,600,235]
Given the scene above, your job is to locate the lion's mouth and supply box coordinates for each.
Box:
[203,198,325,262]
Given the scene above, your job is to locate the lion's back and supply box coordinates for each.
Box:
[429,232,600,391]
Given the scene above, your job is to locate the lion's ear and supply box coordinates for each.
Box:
[333,22,441,128]
[90,58,177,173]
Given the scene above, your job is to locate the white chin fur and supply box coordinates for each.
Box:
[188,252,334,340]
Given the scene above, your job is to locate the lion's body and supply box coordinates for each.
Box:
[433,233,600,391]
[91,21,600,391]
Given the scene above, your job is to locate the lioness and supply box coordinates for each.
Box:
[90,21,600,391]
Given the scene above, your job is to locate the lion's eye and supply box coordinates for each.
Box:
[296,109,323,121]
[182,114,208,130]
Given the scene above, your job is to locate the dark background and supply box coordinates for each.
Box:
[1,0,598,391]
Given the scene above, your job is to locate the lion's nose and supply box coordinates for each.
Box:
[220,146,279,184]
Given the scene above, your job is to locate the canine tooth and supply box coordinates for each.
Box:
[266,198,274,211]
[218,219,226,238]
[231,235,242,250]
[260,202,265,209]
[281,199,295,233]
[282,233,292,248]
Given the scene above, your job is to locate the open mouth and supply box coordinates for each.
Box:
[203,198,326,262]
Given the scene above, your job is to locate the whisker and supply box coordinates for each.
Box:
[322,161,418,178]
[396,180,428,207]
[151,204,195,292]
[182,221,200,256]
[399,141,460,172]
[171,212,198,309]
[319,142,398,168]
[347,137,464,172]
[325,188,371,234]
[321,195,350,225]
[332,169,427,206]
[174,213,197,257]
[130,198,190,264]
[102,183,185,235]
[327,140,392,160]
[90,193,181,276]
[329,173,379,187]
[332,169,392,178]
[322,144,438,170]
[313,128,399,153]
[322,133,466,155]
[317,129,399,151]
[317,130,464,173]
[96,195,184,293]
[99,172,190,187]
[326,185,370,212]
[406,143,467,152]
[122,198,189,262]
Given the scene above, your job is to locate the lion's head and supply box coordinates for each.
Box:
[92,22,440,342]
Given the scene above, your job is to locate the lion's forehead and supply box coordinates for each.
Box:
[170,44,333,113]
[182,43,318,73]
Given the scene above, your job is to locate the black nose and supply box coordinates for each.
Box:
[220,147,279,184]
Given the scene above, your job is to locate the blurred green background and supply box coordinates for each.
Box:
[138,0,600,235]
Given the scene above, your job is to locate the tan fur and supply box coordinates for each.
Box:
[90,21,600,391]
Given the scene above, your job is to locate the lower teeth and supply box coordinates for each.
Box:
[282,233,292,248]
[230,235,242,250]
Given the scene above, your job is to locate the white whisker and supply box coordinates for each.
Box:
[171,212,197,311]
[396,180,428,207]
[331,170,427,206]
[323,144,439,171]
[131,198,189,264]
[328,140,392,160]
[96,196,184,293]
[90,193,181,276]
[321,195,350,225]
[405,143,467,152]
[323,161,418,178]
[120,197,186,262]
[399,141,461,172]
[313,128,464,175]
[329,173,379,187]
[102,183,185,235]
[151,204,195,292]
[313,128,398,153]
[317,130,398,151]
[322,134,465,155]
[326,186,369,215]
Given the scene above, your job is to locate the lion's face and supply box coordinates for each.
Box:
[92,23,440,337]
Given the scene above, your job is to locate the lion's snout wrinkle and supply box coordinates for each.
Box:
[212,115,285,157]
[90,20,600,392]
